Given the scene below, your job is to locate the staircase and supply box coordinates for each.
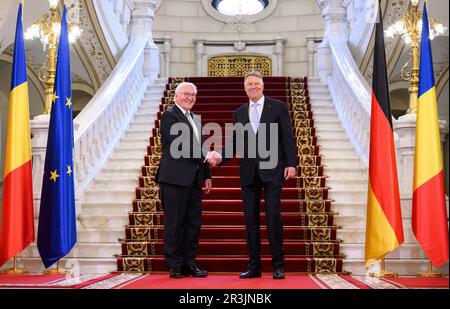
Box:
[116,76,345,273]
[12,76,437,275]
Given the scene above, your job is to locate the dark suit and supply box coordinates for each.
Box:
[223,97,296,270]
[156,105,211,270]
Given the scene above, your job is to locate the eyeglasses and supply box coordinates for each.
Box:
[180,92,196,97]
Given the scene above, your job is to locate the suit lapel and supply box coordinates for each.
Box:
[173,105,191,127]
[259,97,272,124]
[173,105,200,144]
[241,103,250,124]
[191,112,202,144]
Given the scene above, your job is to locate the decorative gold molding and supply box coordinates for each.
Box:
[208,55,272,77]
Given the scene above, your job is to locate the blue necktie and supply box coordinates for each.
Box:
[251,103,260,134]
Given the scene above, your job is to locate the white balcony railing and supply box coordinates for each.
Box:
[327,39,371,166]
[73,37,148,196]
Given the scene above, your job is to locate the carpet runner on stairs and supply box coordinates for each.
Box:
[116,76,344,273]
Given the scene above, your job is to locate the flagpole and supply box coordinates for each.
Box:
[369,257,398,278]
[43,260,68,275]
[0,257,28,274]
[417,260,444,278]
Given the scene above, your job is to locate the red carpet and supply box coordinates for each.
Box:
[380,276,450,288]
[116,76,343,273]
[0,274,447,289]
[0,273,118,289]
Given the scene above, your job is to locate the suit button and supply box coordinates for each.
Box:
[196,165,199,170]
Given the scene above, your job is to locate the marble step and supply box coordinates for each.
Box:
[124,128,153,139]
[99,169,140,180]
[328,190,367,204]
[78,215,128,229]
[154,78,168,85]
[322,157,365,169]
[338,225,438,244]
[317,137,352,148]
[342,259,449,276]
[137,106,160,115]
[311,111,339,121]
[89,179,138,192]
[308,83,330,95]
[15,240,433,263]
[104,158,144,169]
[131,114,158,122]
[5,256,446,276]
[117,139,149,149]
[315,128,346,138]
[83,189,135,203]
[19,243,121,259]
[313,119,343,130]
[323,166,367,176]
[334,215,428,230]
[144,92,165,99]
[82,202,133,216]
[340,243,443,260]
[110,149,147,160]
[76,212,367,229]
[4,257,118,274]
[16,239,434,262]
[142,97,162,105]
[309,105,335,113]
[307,84,329,92]
[310,99,333,107]
[129,121,156,130]
[326,179,367,191]
[319,146,360,158]
[78,229,125,242]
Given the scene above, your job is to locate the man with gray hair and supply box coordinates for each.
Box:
[156,82,215,278]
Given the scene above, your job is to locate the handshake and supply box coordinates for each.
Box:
[205,151,222,167]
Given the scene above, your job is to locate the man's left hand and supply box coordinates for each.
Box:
[204,179,212,194]
[284,167,296,180]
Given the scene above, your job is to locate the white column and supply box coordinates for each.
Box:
[306,35,316,77]
[318,0,348,43]
[30,114,50,217]
[274,38,285,76]
[162,36,172,78]
[194,40,205,77]
[132,0,160,82]
[317,0,347,83]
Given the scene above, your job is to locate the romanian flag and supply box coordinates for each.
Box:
[412,3,449,268]
[37,6,77,268]
[365,7,404,268]
[0,4,34,267]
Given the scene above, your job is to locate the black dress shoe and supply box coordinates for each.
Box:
[183,265,208,277]
[239,269,262,279]
[169,268,184,278]
[273,267,285,279]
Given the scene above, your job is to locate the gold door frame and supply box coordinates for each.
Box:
[207,55,272,77]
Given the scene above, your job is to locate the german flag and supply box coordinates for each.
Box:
[365,7,404,268]
[412,3,448,268]
[0,3,34,267]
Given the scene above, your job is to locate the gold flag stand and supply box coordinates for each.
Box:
[417,261,445,278]
[369,257,398,278]
[43,260,68,275]
[0,257,28,274]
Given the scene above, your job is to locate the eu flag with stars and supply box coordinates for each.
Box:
[37,6,77,268]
